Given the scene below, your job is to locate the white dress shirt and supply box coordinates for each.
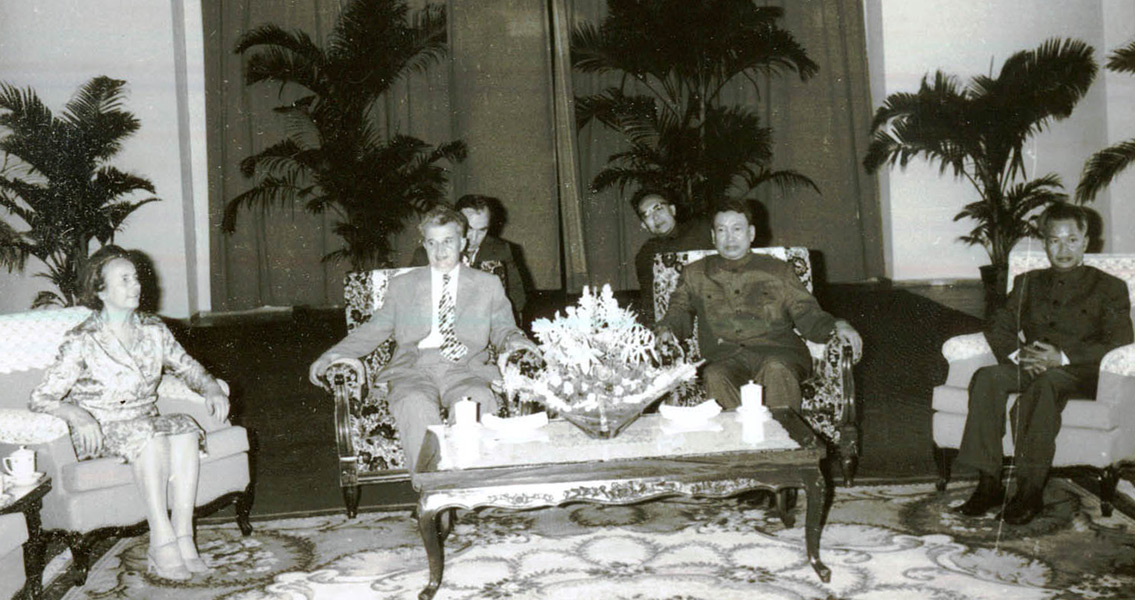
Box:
[418,265,460,350]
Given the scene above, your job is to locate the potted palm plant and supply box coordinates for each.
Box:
[1077,39,1135,203]
[864,38,1097,313]
[0,76,159,307]
[226,0,465,270]
[572,0,819,220]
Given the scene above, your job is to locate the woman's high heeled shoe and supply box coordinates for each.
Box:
[147,541,192,581]
[177,535,211,574]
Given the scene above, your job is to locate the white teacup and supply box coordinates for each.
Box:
[3,446,37,483]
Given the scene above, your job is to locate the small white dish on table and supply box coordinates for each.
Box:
[4,471,45,488]
[482,412,550,442]
[658,399,721,422]
[659,400,723,434]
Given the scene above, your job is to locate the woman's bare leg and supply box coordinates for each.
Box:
[168,433,204,565]
[132,436,176,547]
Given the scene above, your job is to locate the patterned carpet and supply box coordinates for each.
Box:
[58,480,1135,600]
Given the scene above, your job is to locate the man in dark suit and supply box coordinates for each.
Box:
[631,188,714,325]
[311,206,539,473]
[655,199,861,411]
[410,194,528,320]
[954,203,1133,525]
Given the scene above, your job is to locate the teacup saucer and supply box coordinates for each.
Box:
[7,472,45,487]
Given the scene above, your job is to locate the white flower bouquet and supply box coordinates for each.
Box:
[499,284,700,438]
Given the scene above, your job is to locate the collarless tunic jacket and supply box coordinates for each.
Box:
[986,266,1134,367]
[659,253,837,371]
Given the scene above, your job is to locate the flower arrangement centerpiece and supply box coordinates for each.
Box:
[499,284,700,438]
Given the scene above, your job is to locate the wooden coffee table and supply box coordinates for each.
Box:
[1,476,52,600]
[412,408,830,600]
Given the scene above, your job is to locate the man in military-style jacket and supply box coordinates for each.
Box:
[656,199,862,413]
[954,203,1133,526]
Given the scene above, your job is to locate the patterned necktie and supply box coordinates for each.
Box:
[439,273,467,361]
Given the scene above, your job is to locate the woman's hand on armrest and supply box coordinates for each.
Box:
[50,404,103,458]
[204,382,230,422]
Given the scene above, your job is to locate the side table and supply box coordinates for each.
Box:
[1,477,52,600]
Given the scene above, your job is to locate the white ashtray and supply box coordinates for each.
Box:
[482,412,548,432]
[659,400,721,422]
[4,472,45,487]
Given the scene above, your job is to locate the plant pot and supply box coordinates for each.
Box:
[979,264,1008,318]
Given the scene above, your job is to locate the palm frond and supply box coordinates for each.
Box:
[234,24,325,62]
[0,219,30,272]
[1107,39,1135,73]
[239,139,307,177]
[1076,139,1135,202]
[31,290,64,309]
[223,168,310,232]
[575,88,657,132]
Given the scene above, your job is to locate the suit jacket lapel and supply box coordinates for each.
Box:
[454,265,475,327]
[411,267,434,341]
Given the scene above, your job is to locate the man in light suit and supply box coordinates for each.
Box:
[954,203,1133,525]
[409,194,529,320]
[309,206,540,473]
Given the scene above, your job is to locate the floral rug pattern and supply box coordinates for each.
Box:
[59,481,1135,600]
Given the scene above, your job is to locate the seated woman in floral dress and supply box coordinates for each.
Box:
[28,245,230,581]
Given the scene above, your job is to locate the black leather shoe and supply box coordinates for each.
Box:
[954,473,1005,517]
[999,487,1045,525]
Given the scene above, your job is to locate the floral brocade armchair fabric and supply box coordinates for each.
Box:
[653,247,860,484]
[324,263,510,517]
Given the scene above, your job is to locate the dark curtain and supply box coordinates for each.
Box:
[202,0,453,311]
[569,0,883,288]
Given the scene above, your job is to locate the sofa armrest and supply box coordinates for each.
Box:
[942,333,991,362]
[941,333,997,388]
[1100,343,1135,378]
[0,409,69,445]
[157,379,232,432]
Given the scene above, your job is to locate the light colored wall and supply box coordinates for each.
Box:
[0,0,209,318]
[1102,0,1135,250]
[867,0,1133,281]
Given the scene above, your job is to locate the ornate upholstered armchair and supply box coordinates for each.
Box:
[931,250,1135,516]
[0,307,253,585]
[653,247,860,484]
[323,265,515,517]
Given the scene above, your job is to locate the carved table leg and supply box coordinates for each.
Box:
[22,497,46,600]
[803,469,831,583]
[417,500,445,600]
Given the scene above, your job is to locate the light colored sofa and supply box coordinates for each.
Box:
[0,306,254,585]
[0,513,28,600]
[931,250,1135,516]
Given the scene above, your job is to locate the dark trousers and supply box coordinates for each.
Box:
[957,364,1097,482]
[703,348,809,411]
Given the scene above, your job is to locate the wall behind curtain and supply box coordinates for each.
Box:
[569,0,883,288]
[202,0,453,311]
